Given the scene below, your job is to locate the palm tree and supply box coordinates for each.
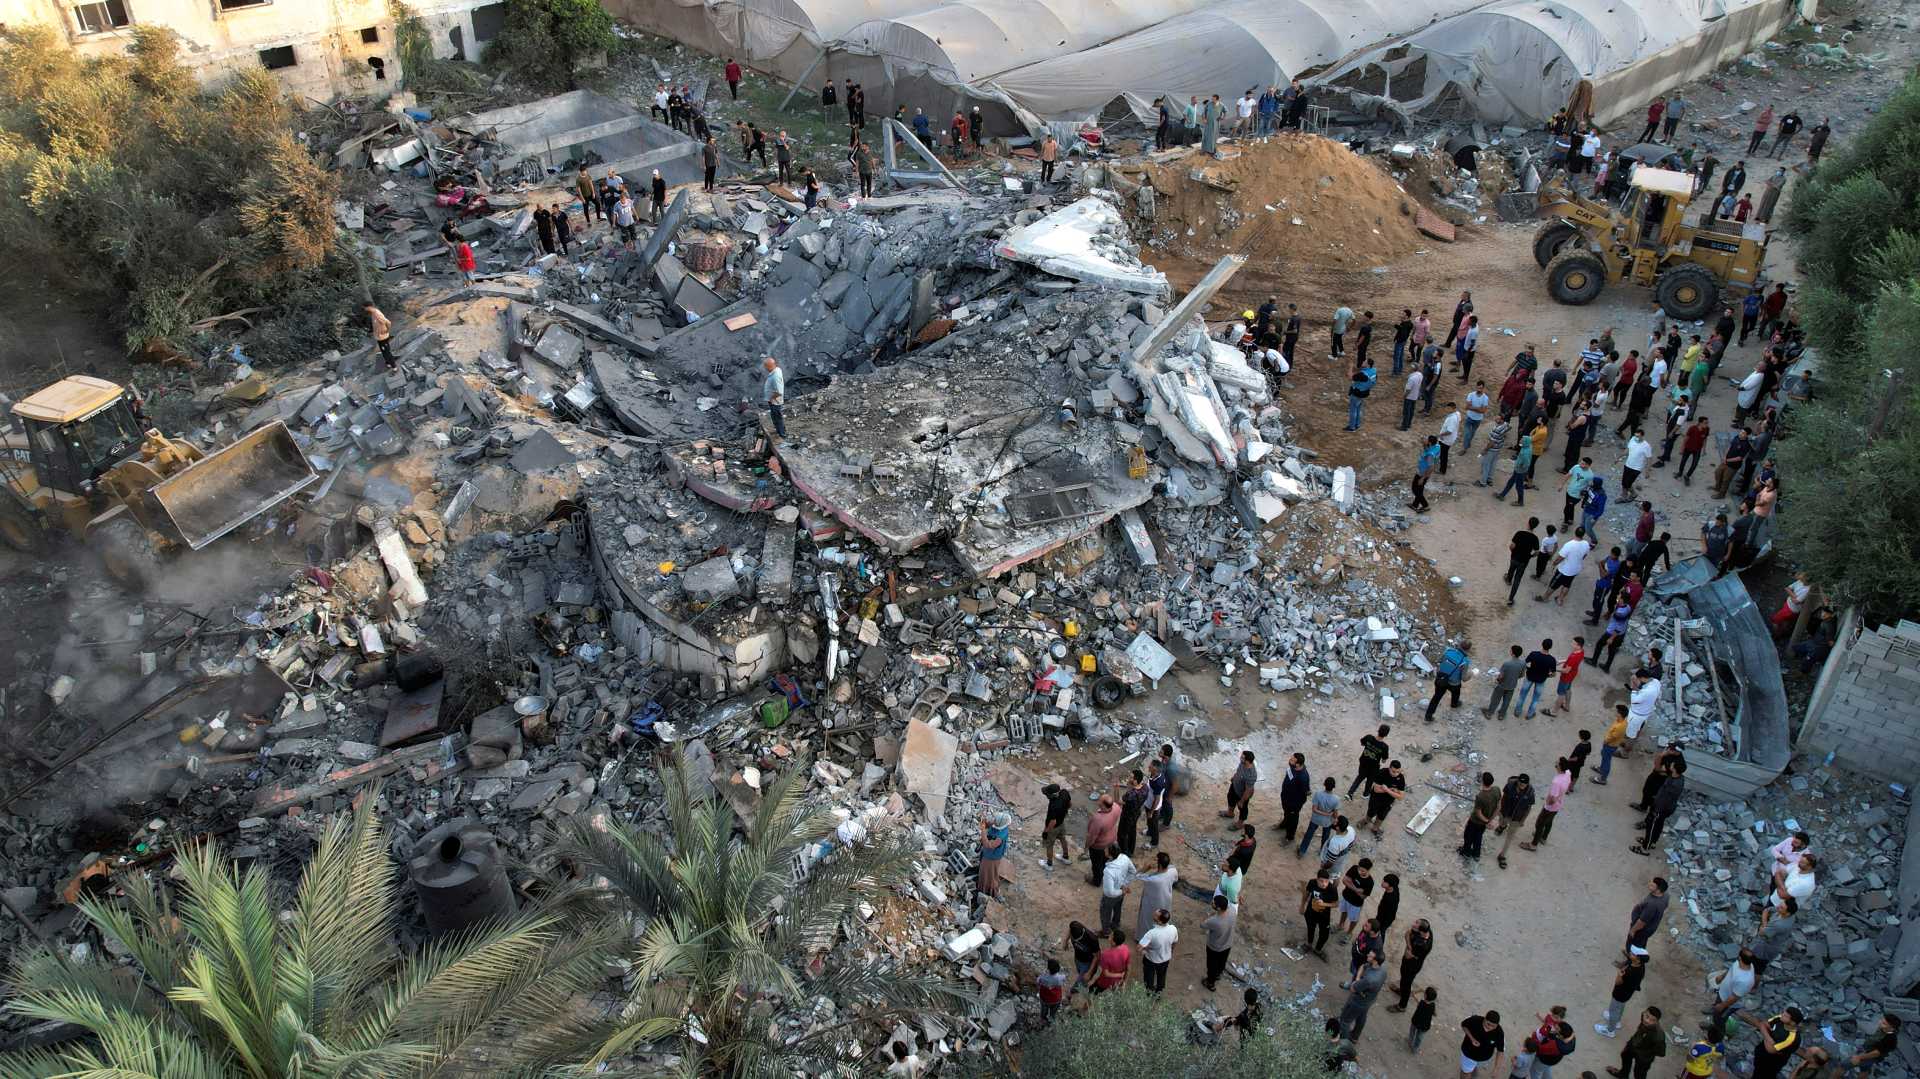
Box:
[0,792,610,1078]
[538,745,973,1077]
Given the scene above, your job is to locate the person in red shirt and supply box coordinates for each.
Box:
[1093,929,1131,992]
[1640,97,1666,143]
[454,240,476,284]
[1543,636,1585,716]
[1675,417,1711,483]
[1733,194,1754,222]
[724,58,742,99]
[951,111,969,157]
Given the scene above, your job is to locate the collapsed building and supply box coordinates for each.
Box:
[0,113,1476,1063]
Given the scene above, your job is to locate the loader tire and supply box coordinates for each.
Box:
[0,491,41,553]
[1545,250,1606,306]
[1532,222,1581,268]
[1656,264,1719,322]
[92,518,163,591]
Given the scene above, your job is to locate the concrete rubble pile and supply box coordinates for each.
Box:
[0,121,1468,1068]
[1660,769,1920,1070]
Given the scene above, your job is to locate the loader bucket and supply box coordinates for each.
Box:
[149,421,318,550]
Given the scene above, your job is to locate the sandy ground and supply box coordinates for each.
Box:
[973,201,1821,1073]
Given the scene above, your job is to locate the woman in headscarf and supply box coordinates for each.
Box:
[977,811,1011,897]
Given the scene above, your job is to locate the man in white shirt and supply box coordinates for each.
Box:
[651,83,670,122]
[1099,848,1135,936]
[1320,817,1357,876]
[1236,92,1256,136]
[1649,353,1669,389]
[1437,403,1462,474]
[1399,367,1424,431]
[884,1041,923,1077]
[1711,950,1758,1021]
[1772,852,1816,909]
[1621,430,1654,497]
[1463,384,1491,449]
[1541,527,1593,604]
[1138,908,1179,993]
[1735,367,1767,426]
[1626,670,1661,743]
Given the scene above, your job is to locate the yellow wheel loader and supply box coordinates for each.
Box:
[1531,167,1769,321]
[0,376,317,586]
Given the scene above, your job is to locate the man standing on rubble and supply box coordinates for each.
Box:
[1039,134,1059,184]
[773,130,793,185]
[650,170,667,223]
[575,164,599,226]
[1098,844,1133,935]
[1664,94,1687,140]
[855,141,876,198]
[702,135,718,193]
[613,190,637,247]
[364,303,396,369]
[760,356,786,440]
[1282,304,1302,366]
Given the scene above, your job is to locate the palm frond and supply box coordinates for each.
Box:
[290,790,399,1030]
[168,838,284,1070]
[549,816,678,923]
[74,873,188,1001]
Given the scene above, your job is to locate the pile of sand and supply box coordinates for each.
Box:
[1138,134,1424,268]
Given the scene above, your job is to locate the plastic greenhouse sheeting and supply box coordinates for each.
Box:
[984,0,1486,124]
[1319,0,1809,127]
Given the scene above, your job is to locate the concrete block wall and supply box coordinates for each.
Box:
[1804,619,1920,785]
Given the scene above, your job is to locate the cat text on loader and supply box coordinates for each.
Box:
[0,376,317,586]
[1530,166,1769,321]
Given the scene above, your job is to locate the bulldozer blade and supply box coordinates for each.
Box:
[150,421,318,550]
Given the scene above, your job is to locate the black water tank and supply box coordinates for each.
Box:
[408,819,517,935]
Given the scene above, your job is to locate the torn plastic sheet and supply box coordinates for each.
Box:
[994,196,1170,298]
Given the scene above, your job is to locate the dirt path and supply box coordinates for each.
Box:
[970,211,1818,1072]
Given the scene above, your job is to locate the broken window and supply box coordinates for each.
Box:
[360,25,379,43]
[72,0,131,33]
[258,45,296,69]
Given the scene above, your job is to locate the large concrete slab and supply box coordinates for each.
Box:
[899,719,960,825]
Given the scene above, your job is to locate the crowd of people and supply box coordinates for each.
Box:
[1017,719,1896,1076]
[1005,94,1877,1071]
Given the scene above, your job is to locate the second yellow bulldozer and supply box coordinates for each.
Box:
[1532,166,1769,321]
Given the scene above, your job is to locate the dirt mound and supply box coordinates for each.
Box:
[1138,134,1423,270]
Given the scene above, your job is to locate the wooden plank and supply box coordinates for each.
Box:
[252,734,463,814]
[723,313,758,331]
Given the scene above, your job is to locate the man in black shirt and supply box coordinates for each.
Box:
[1364,761,1408,835]
[1846,1014,1901,1072]
[1737,1007,1802,1079]
[1623,877,1669,956]
[1348,725,1391,797]
[1385,918,1432,1011]
[1255,297,1278,337]
[1506,519,1541,605]
[1276,753,1310,840]
[1039,782,1072,867]
[1299,869,1337,955]
[1631,531,1672,580]
[1336,859,1375,935]
[1355,311,1375,367]
[1461,1010,1506,1075]
[1393,309,1415,374]
[1494,774,1534,868]
[1281,305,1302,366]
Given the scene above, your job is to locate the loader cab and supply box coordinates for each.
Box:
[1623,167,1695,252]
[11,377,145,497]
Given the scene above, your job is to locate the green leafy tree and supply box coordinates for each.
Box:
[535,746,972,1077]
[1015,985,1329,1078]
[486,0,616,91]
[0,794,610,1078]
[1774,70,1920,617]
